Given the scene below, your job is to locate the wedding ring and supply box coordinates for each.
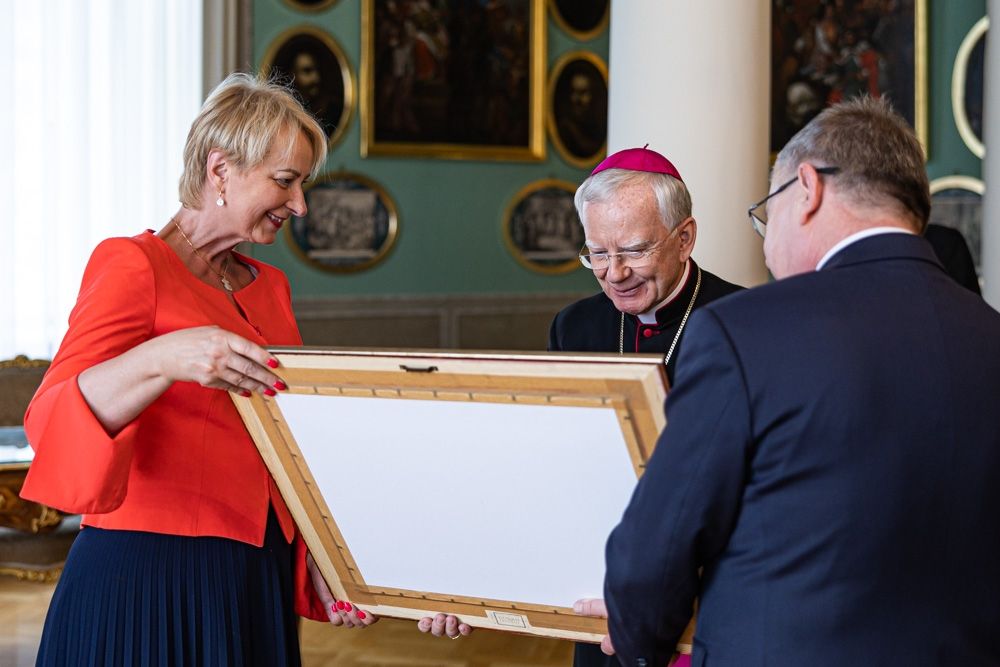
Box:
[449,633,461,640]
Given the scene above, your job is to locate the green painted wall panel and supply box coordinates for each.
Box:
[251,0,607,297]
[251,0,986,297]
[926,0,985,180]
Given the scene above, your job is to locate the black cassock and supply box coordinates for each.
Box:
[548,260,741,667]
[549,260,743,385]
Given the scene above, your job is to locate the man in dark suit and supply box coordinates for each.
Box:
[924,223,981,295]
[601,97,1000,666]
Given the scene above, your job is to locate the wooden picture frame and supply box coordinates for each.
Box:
[260,25,355,149]
[547,50,608,168]
[771,0,927,153]
[285,171,399,274]
[361,0,546,161]
[952,16,987,158]
[548,0,609,42]
[231,347,693,651]
[503,178,584,274]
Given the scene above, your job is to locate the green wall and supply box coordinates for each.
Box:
[250,0,605,297]
[251,0,987,298]
[926,0,985,181]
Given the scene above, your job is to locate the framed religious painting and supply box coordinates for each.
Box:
[230,346,694,652]
[282,0,339,12]
[260,25,355,148]
[952,16,987,158]
[285,171,399,274]
[547,50,608,168]
[771,0,927,153]
[548,0,609,42]
[503,179,584,275]
[361,0,546,161]
[929,175,984,284]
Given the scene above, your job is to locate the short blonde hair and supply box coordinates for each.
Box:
[178,72,328,209]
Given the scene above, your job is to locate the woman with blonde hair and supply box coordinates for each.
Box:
[22,73,465,665]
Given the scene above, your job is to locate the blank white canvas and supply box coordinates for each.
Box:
[278,393,639,608]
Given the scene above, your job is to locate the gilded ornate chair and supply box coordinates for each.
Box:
[0,356,80,582]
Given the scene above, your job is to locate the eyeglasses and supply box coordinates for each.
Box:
[578,242,663,271]
[747,166,840,238]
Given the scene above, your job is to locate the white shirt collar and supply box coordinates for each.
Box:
[637,260,691,324]
[815,227,915,270]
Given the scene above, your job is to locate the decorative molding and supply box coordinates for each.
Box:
[952,16,988,159]
[0,565,63,584]
[293,292,592,350]
[0,356,49,369]
[0,469,64,534]
[929,175,985,195]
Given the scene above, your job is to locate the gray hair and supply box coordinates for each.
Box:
[775,95,930,231]
[178,72,328,209]
[574,169,692,231]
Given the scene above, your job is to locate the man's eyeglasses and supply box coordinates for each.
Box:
[747,166,840,238]
[579,242,663,271]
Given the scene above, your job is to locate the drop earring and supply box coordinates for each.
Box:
[216,189,225,207]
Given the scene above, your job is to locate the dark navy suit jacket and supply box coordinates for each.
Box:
[604,233,1000,666]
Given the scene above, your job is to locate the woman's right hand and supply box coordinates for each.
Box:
[151,325,284,397]
[77,325,286,434]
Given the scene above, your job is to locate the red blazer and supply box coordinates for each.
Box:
[21,231,327,621]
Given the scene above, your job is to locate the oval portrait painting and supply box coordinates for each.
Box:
[548,51,608,168]
[287,172,399,274]
[550,0,609,40]
[261,26,354,148]
[504,179,584,274]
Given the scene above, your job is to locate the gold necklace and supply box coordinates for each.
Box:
[619,266,702,368]
[172,219,234,292]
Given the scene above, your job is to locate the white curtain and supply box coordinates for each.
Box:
[0,0,203,359]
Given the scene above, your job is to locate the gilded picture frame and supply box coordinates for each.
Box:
[231,346,695,650]
[260,25,355,150]
[548,0,609,42]
[503,178,584,275]
[952,16,987,159]
[285,171,399,274]
[282,0,340,13]
[771,0,928,153]
[547,50,608,169]
[361,0,546,161]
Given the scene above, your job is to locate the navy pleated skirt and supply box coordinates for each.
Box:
[36,511,301,667]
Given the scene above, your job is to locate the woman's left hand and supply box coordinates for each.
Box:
[306,552,378,628]
[417,613,473,639]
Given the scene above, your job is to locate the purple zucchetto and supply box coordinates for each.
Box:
[590,144,683,182]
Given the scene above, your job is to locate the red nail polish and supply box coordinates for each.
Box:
[264,388,277,397]
[273,380,287,390]
[330,603,338,613]
[336,601,346,611]
[240,390,252,398]
[357,611,366,620]
[344,603,353,612]
[267,358,279,368]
